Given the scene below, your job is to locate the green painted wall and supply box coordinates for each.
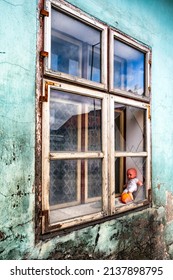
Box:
[0,0,36,259]
[0,0,173,259]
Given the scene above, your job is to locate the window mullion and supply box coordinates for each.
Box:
[101,94,109,214]
[108,95,115,215]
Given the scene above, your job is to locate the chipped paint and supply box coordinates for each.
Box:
[166,192,173,222]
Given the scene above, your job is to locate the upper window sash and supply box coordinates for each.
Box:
[44,0,108,90]
[109,29,151,101]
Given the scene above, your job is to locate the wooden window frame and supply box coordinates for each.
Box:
[41,81,151,233]
[43,0,108,90]
[39,0,151,235]
[109,29,151,102]
[109,95,151,215]
[42,80,108,233]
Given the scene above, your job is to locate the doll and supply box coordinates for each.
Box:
[121,168,143,204]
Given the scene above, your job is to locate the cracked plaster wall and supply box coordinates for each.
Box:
[0,0,36,259]
[1,0,173,259]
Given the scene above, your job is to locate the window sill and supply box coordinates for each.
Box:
[40,200,150,240]
[50,200,102,224]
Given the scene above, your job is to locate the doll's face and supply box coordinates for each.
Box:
[127,168,137,180]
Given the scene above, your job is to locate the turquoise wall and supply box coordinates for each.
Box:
[0,0,37,258]
[0,0,173,259]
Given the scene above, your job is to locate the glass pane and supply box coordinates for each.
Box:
[115,156,146,201]
[50,160,78,206]
[88,102,102,151]
[51,8,101,82]
[49,159,102,223]
[88,159,102,198]
[114,103,146,152]
[114,39,145,95]
[50,89,102,152]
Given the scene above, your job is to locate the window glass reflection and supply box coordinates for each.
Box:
[51,8,101,82]
[114,103,146,152]
[114,39,145,95]
[50,89,102,152]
